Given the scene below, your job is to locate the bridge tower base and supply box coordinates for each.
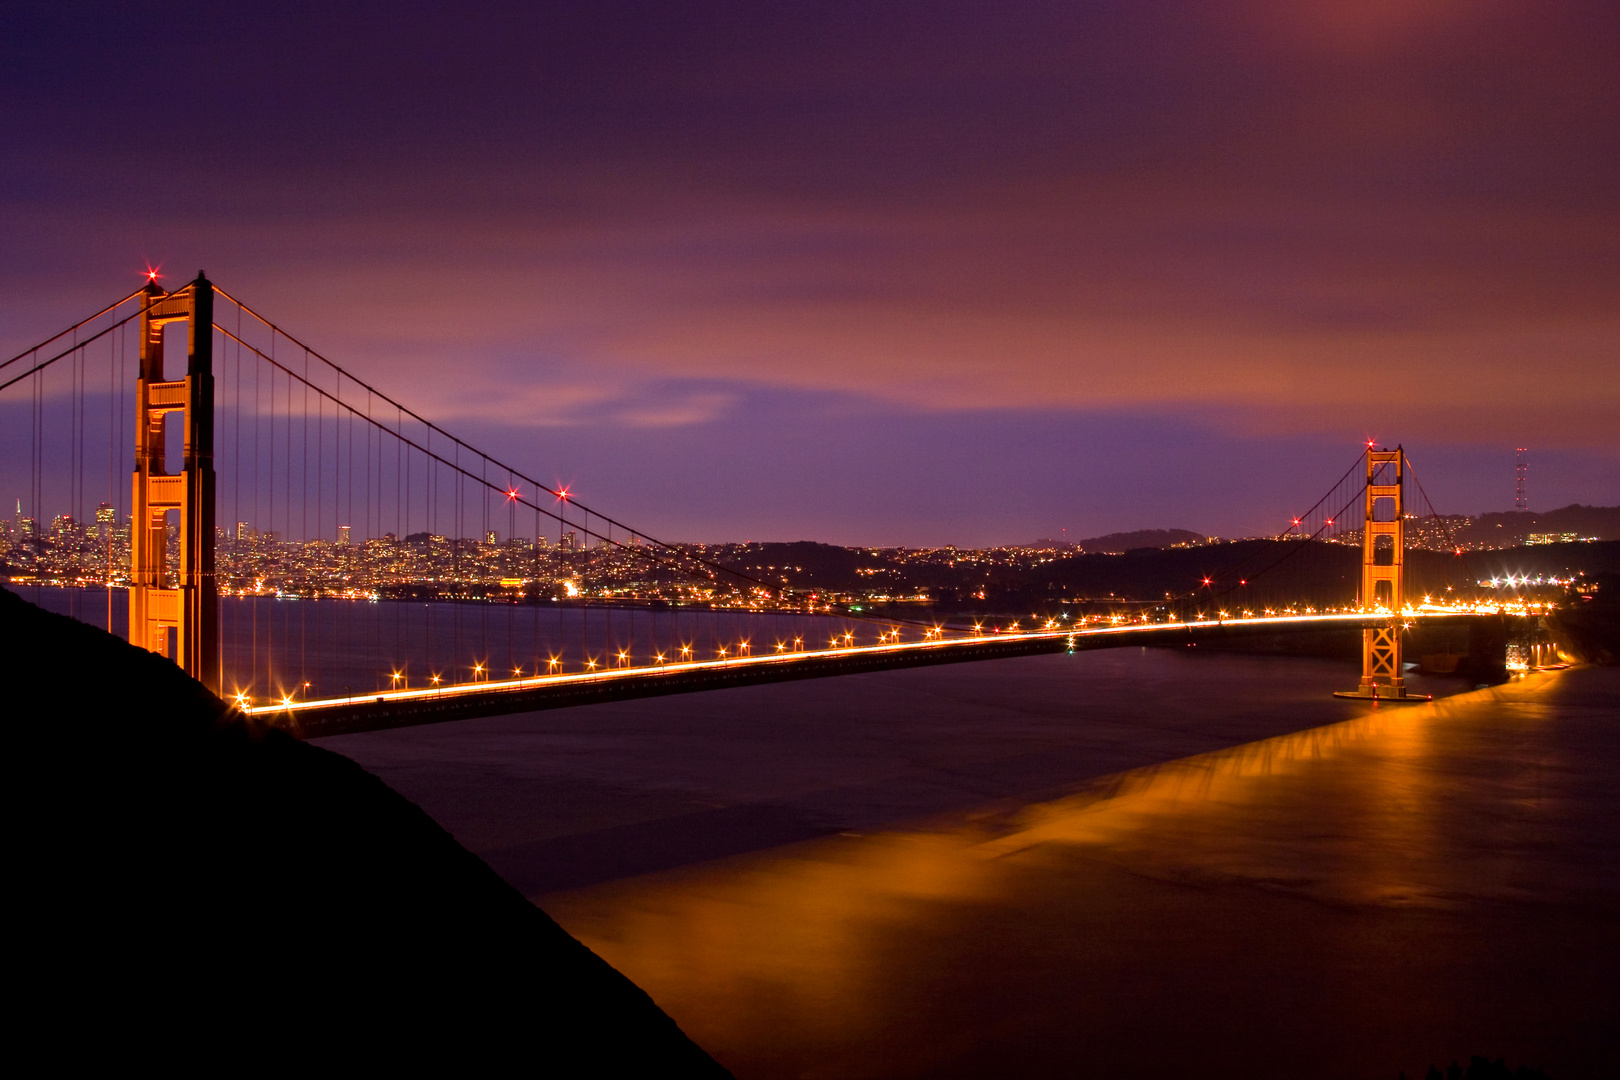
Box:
[128,275,218,695]
[1334,446,1427,703]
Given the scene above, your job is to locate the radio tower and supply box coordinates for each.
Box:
[1515,447,1528,511]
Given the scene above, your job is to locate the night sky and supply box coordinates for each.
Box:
[4,1,1617,545]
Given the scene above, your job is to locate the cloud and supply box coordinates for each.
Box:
[410,367,738,431]
[613,391,737,428]
[3,1,1617,540]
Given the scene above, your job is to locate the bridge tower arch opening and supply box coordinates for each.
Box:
[128,274,218,694]
[1336,446,1419,702]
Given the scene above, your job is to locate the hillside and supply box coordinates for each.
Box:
[1077,528,1207,554]
[7,585,731,1073]
[716,534,1620,612]
[881,540,1620,614]
[1454,504,1620,547]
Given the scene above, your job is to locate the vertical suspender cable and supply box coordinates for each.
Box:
[251,325,260,697]
[301,348,309,695]
[267,362,277,695]
[396,405,403,678]
[454,442,461,678]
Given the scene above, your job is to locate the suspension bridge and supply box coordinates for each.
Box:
[2,274,1517,737]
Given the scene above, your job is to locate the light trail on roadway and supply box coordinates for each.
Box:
[241,609,1481,719]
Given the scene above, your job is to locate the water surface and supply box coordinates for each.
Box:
[321,651,1618,1076]
[529,666,1617,1079]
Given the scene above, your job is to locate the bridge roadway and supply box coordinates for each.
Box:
[246,611,1483,739]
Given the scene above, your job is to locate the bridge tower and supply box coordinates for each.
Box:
[128,274,218,694]
[1336,446,1415,701]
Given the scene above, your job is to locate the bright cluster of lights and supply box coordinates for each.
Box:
[1481,574,1572,588]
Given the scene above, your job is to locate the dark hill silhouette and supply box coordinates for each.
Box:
[916,540,1620,613]
[719,540,885,589]
[6,585,731,1074]
[1076,528,1206,553]
[1454,503,1620,547]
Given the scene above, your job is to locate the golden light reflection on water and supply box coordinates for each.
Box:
[543,672,1572,1068]
[551,831,1011,1046]
[969,689,1454,904]
[974,702,1425,858]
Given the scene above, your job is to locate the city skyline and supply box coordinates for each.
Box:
[6,494,1603,609]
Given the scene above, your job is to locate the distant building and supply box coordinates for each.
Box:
[1527,532,1581,545]
[338,524,351,546]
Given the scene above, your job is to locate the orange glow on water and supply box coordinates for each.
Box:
[540,670,1584,1076]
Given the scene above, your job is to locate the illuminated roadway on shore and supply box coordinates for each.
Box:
[240,608,1485,719]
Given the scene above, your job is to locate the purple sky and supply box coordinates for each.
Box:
[4,1,1616,545]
